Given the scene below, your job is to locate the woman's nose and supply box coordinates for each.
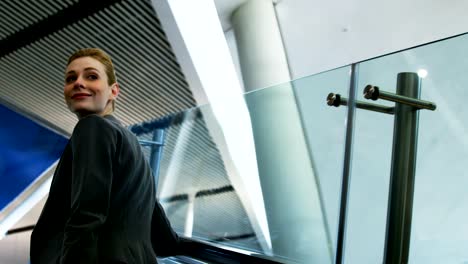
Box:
[73,76,84,89]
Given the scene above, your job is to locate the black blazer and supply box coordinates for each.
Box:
[31,115,180,264]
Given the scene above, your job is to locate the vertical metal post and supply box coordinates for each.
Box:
[336,63,358,264]
[384,72,420,264]
[150,128,165,192]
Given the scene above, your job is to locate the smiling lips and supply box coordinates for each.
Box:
[71,93,91,99]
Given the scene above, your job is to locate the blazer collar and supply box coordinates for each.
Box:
[103,114,122,126]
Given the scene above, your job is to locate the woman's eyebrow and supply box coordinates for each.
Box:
[83,67,99,72]
[66,67,100,75]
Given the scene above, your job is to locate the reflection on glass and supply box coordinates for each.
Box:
[136,108,268,252]
[417,69,428,78]
[408,34,468,264]
[345,54,397,264]
[293,66,350,258]
[347,34,468,263]
[132,33,468,264]
[132,68,350,263]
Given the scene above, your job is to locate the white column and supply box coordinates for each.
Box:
[232,0,332,262]
[232,0,290,91]
[151,0,273,254]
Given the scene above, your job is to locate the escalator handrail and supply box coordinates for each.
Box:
[178,237,285,264]
[6,225,286,263]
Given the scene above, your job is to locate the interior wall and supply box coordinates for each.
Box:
[217,0,468,262]
[224,29,245,91]
[273,0,468,79]
[0,231,31,264]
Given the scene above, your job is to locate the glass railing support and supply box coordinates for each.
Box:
[383,72,422,264]
[363,84,437,111]
[327,93,395,115]
[334,63,358,264]
[150,129,166,191]
[138,139,164,146]
[329,72,437,263]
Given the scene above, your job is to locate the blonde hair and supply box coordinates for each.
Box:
[67,48,118,111]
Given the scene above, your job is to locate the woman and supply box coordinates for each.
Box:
[30,48,181,264]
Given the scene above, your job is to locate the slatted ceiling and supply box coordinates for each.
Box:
[27,44,64,78]
[143,114,233,194]
[37,37,67,65]
[119,17,187,82]
[52,0,77,10]
[0,0,259,251]
[97,46,183,109]
[104,33,186,93]
[0,25,8,38]
[23,1,65,17]
[0,3,28,36]
[89,2,194,105]
[0,0,196,134]
[140,115,258,246]
[125,1,174,51]
[16,51,57,83]
[0,61,58,114]
[0,47,60,124]
[194,192,256,237]
[0,0,77,40]
[0,48,68,113]
[39,0,63,11]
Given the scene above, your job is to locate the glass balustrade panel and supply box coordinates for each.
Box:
[135,66,350,263]
[346,33,468,263]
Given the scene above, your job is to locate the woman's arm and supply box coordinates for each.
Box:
[60,115,116,264]
[151,200,182,257]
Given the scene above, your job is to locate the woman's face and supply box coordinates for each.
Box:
[64,56,119,118]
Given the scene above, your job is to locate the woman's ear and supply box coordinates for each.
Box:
[110,83,120,100]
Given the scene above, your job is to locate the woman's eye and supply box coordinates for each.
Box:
[65,76,76,83]
[87,74,98,80]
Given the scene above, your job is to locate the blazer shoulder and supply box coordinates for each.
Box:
[71,115,122,144]
[73,115,116,132]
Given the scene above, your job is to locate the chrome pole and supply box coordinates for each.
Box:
[383,72,420,264]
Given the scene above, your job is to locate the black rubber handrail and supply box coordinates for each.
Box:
[160,185,234,203]
[6,225,283,263]
[6,224,36,236]
[178,238,283,264]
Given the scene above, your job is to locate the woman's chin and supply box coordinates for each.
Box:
[69,103,89,112]
[71,108,97,118]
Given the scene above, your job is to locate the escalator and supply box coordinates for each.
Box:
[5,226,282,264]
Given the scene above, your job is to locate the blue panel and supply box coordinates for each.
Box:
[0,104,68,210]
